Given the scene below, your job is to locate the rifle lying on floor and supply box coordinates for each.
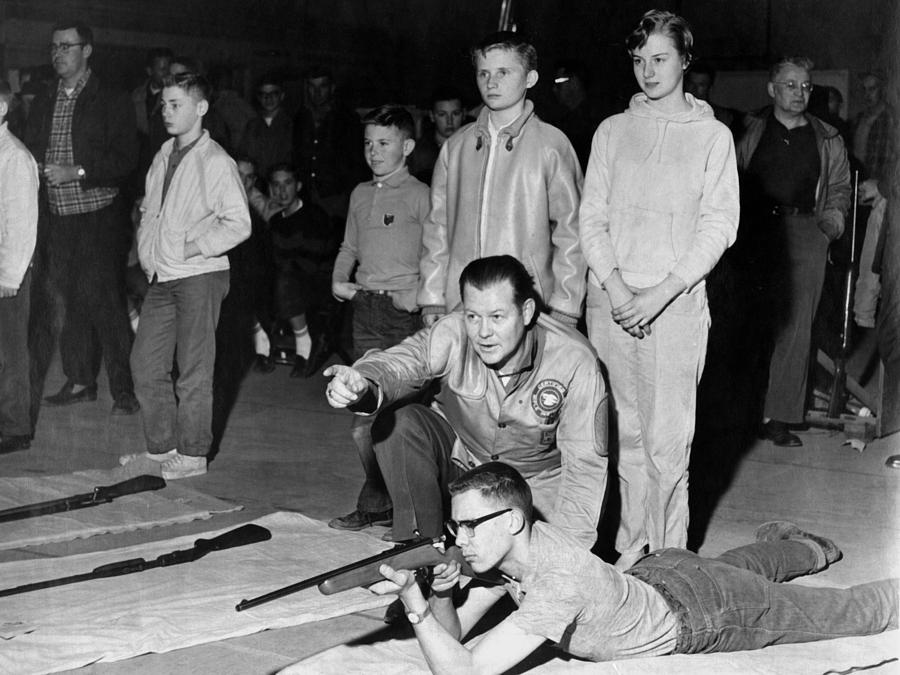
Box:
[0,523,272,598]
[236,536,495,612]
[0,475,167,524]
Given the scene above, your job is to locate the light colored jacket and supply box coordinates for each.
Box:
[138,131,251,281]
[737,107,850,241]
[418,101,586,320]
[353,312,608,548]
[580,93,739,297]
[0,123,38,289]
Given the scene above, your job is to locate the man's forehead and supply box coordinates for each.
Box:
[52,28,79,41]
[434,99,462,112]
[463,280,515,305]
[774,64,810,81]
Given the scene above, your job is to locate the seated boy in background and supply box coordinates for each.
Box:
[328,105,430,534]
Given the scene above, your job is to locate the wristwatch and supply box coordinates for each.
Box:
[76,166,86,179]
[406,604,431,625]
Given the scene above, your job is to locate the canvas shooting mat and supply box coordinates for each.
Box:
[0,511,394,674]
[0,467,241,550]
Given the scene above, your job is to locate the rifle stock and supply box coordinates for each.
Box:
[235,537,480,612]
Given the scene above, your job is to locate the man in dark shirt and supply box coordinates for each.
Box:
[736,56,850,447]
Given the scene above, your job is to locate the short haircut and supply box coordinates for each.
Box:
[146,47,174,67]
[162,72,211,103]
[769,56,814,81]
[459,255,538,310]
[52,21,93,47]
[430,85,464,109]
[449,462,533,522]
[554,58,591,89]
[257,72,283,91]
[170,55,204,76]
[361,104,415,140]
[688,59,717,84]
[625,9,693,65]
[0,80,12,103]
[471,31,538,73]
[305,66,333,82]
[267,162,300,183]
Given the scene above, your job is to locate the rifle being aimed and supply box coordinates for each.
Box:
[236,536,488,612]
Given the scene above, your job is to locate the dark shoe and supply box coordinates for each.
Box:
[0,435,31,454]
[759,420,802,447]
[328,509,393,531]
[303,336,331,378]
[289,355,308,378]
[253,354,276,373]
[44,382,98,407]
[111,393,140,415]
[756,521,842,566]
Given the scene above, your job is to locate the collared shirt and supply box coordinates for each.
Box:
[45,70,117,215]
[333,166,430,312]
[161,135,202,208]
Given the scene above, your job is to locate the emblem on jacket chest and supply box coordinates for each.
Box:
[531,379,566,424]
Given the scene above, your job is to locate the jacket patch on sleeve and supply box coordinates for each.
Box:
[531,379,566,423]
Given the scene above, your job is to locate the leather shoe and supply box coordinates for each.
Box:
[328,508,393,531]
[759,420,802,447]
[756,521,842,566]
[111,393,140,415]
[0,435,31,454]
[44,382,98,407]
[253,354,276,373]
[303,336,331,378]
[289,354,308,378]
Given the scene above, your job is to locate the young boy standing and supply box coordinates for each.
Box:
[124,73,250,479]
[0,81,39,454]
[329,105,430,533]
[418,32,585,327]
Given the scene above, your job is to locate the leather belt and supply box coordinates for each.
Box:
[359,289,391,295]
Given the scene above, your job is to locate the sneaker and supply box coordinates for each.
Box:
[328,508,393,531]
[756,521,842,565]
[119,448,178,466]
[161,453,207,480]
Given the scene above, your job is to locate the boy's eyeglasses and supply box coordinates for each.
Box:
[445,508,512,538]
[773,80,814,94]
[49,42,86,54]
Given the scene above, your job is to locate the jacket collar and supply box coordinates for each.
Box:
[474,99,535,151]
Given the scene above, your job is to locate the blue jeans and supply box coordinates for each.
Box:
[131,271,229,457]
[627,544,898,654]
[351,291,422,515]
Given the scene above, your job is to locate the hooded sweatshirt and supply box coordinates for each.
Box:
[579,92,739,299]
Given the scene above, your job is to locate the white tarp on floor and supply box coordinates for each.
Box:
[0,512,393,675]
[0,467,241,550]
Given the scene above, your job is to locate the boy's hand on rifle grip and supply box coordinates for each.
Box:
[323,365,368,408]
[431,561,461,595]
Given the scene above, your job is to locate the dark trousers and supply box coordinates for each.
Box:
[48,201,134,399]
[763,215,830,422]
[629,543,897,654]
[131,271,229,457]
[372,404,463,539]
[351,291,423,515]
[0,269,32,436]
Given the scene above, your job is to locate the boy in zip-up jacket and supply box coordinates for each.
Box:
[122,73,250,480]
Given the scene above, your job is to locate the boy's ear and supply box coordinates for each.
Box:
[402,137,416,157]
[196,98,210,118]
[526,70,539,90]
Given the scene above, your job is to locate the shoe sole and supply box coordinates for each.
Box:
[161,468,207,480]
[328,517,393,531]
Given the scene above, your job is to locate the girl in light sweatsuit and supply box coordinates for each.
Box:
[579,10,739,569]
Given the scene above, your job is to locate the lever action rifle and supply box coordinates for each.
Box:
[0,474,167,523]
[236,536,494,612]
[0,523,272,598]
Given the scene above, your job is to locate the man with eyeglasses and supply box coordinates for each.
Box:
[240,73,293,182]
[25,21,139,418]
[735,56,850,447]
[324,255,607,549]
[362,461,897,672]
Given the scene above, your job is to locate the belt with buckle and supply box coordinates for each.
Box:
[360,289,391,295]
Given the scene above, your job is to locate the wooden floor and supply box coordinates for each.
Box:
[2,351,898,674]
